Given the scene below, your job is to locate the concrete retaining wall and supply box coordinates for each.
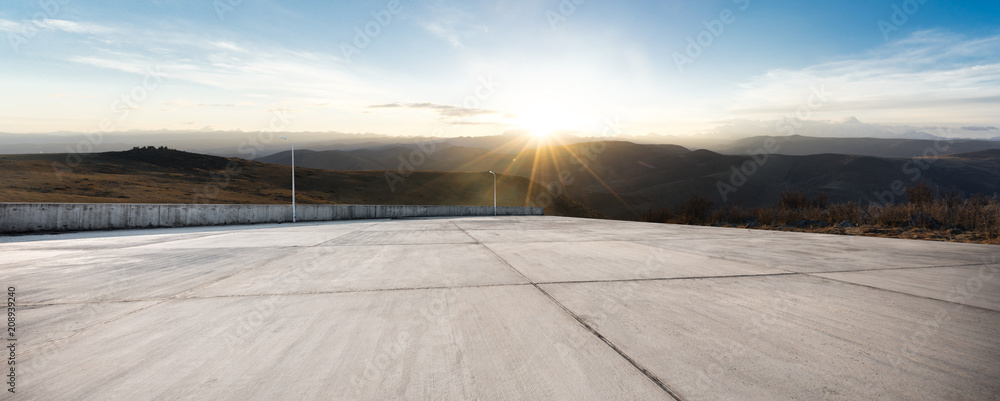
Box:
[0,203,543,234]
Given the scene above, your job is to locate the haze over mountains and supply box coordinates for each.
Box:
[710,135,1000,158]
[257,139,1000,220]
[4,118,999,221]
[3,118,998,157]
[3,136,998,221]
[0,148,602,218]
[5,116,999,222]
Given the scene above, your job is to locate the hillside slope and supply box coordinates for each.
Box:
[497,142,1000,219]
[711,135,1000,158]
[253,140,1000,220]
[0,147,605,218]
[258,144,520,173]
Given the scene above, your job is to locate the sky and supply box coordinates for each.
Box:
[1,0,999,139]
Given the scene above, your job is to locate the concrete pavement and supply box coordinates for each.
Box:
[2,216,999,400]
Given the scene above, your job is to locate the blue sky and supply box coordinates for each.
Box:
[1,0,998,138]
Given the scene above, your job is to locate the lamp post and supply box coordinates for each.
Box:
[488,170,496,216]
[280,136,296,223]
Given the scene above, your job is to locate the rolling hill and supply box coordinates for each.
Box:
[257,145,517,173]
[257,140,1000,220]
[504,142,1000,219]
[710,135,1000,158]
[5,143,997,222]
[0,147,605,218]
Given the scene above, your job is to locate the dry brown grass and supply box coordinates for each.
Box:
[0,148,606,218]
[643,190,1000,244]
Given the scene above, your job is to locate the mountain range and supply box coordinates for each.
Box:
[2,138,998,221]
[0,147,602,218]
[3,125,998,158]
[258,140,1000,219]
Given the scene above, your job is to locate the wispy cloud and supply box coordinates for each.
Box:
[211,41,247,53]
[49,93,98,99]
[369,102,501,118]
[0,19,19,32]
[65,29,387,107]
[962,126,998,131]
[0,18,112,34]
[730,30,1000,121]
[165,100,256,108]
[422,23,465,47]
[416,4,487,48]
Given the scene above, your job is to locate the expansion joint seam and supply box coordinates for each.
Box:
[457,222,685,400]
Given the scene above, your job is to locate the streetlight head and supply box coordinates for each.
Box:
[280,136,288,140]
[489,170,494,174]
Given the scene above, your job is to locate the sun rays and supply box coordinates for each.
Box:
[392,122,633,217]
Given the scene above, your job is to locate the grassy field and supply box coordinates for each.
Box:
[4,147,997,244]
[642,185,1000,244]
[251,140,1000,221]
[0,147,605,218]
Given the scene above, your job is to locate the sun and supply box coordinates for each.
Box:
[511,105,579,138]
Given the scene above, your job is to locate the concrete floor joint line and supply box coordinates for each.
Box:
[465,228,686,400]
[807,273,1000,314]
[19,248,297,357]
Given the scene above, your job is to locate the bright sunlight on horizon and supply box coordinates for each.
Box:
[1,1,999,140]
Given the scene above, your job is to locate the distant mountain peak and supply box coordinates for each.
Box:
[839,116,861,124]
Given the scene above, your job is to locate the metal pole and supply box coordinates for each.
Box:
[281,136,296,223]
[489,171,496,216]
